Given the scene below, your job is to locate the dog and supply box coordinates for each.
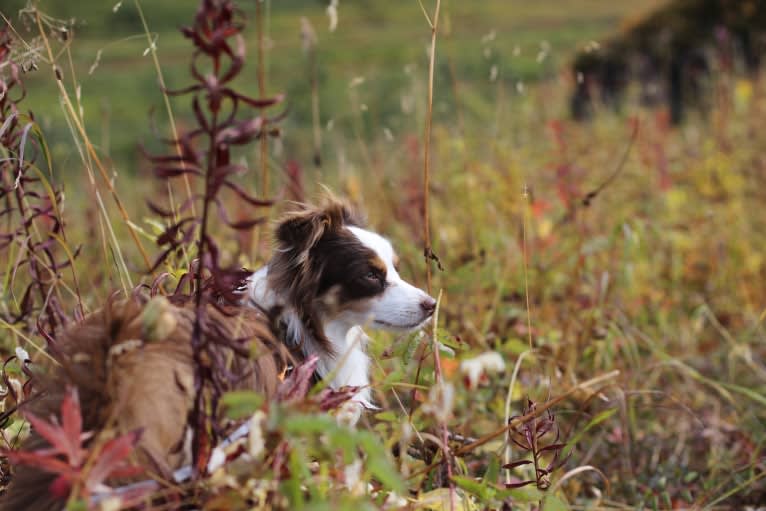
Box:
[0,199,435,509]
[0,295,290,511]
[247,199,436,419]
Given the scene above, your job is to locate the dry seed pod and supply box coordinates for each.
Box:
[140,296,178,342]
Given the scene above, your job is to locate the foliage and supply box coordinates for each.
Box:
[0,23,79,340]
[0,0,765,509]
[2,387,145,505]
[144,0,282,472]
[504,399,569,490]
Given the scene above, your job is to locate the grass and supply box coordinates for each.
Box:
[5,0,664,170]
[1,0,765,509]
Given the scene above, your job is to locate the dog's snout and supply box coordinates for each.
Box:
[420,296,437,315]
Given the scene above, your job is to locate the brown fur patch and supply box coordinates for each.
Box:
[0,296,290,511]
[369,254,387,275]
[268,199,363,354]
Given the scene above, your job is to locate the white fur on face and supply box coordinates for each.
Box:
[246,222,435,419]
[344,226,435,331]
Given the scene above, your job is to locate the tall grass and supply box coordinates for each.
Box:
[0,0,764,509]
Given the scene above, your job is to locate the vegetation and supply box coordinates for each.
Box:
[1,0,765,509]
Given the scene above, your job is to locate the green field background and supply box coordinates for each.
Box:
[4,0,661,172]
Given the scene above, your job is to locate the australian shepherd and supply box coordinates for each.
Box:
[0,198,434,510]
[247,199,436,415]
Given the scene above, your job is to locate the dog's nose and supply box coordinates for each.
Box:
[420,296,437,315]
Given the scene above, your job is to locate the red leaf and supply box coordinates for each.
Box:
[61,388,82,456]
[49,474,73,499]
[505,480,536,489]
[85,429,144,491]
[239,92,285,109]
[24,412,86,466]
[316,386,358,411]
[154,165,202,178]
[277,355,319,403]
[3,449,77,475]
[222,180,273,207]
[502,460,533,470]
[539,442,566,453]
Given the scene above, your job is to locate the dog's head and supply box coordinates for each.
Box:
[268,199,436,353]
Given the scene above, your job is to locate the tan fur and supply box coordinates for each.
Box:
[1,295,290,511]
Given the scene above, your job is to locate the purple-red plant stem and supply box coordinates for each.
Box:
[190,100,219,472]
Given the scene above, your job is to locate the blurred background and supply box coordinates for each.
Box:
[2,1,766,507]
[5,0,672,171]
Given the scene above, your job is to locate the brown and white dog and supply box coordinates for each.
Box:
[247,199,436,418]
[0,199,434,509]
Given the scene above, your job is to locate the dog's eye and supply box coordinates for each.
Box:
[365,271,379,281]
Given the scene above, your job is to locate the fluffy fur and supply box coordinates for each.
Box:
[247,199,436,411]
[0,295,289,511]
[0,199,434,510]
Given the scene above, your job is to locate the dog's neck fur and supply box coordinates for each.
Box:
[248,266,373,408]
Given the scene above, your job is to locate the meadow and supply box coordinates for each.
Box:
[1,0,765,509]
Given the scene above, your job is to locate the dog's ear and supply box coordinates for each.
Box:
[274,200,359,253]
[269,201,358,356]
[274,209,328,253]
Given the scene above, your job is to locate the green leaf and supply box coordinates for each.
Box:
[221,390,263,419]
[495,485,545,502]
[683,471,699,483]
[66,500,88,511]
[483,456,500,485]
[284,414,337,434]
[453,475,494,501]
[542,494,569,511]
[368,455,405,494]
[375,410,399,422]
[503,337,531,356]
[563,407,618,456]
[719,382,766,407]
[357,431,404,493]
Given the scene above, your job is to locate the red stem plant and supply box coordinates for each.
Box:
[0,24,81,344]
[145,0,283,472]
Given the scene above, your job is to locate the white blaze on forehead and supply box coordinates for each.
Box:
[342,225,433,332]
[347,226,396,270]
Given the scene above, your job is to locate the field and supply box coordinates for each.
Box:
[1,0,765,509]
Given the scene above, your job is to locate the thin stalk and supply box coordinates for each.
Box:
[422,0,441,294]
[309,42,322,167]
[409,0,442,426]
[34,10,153,272]
[432,289,455,511]
[190,105,219,470]
[134,0,195,269]
[254,0,269,260]
[59,94,132,292]
[522,184,534,348]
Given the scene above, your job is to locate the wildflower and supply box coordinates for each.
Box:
[344,458,364,495]
[422,382,455,423]
[460,351,506,389]
[14,346,29,362]
[248,410,266,458]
